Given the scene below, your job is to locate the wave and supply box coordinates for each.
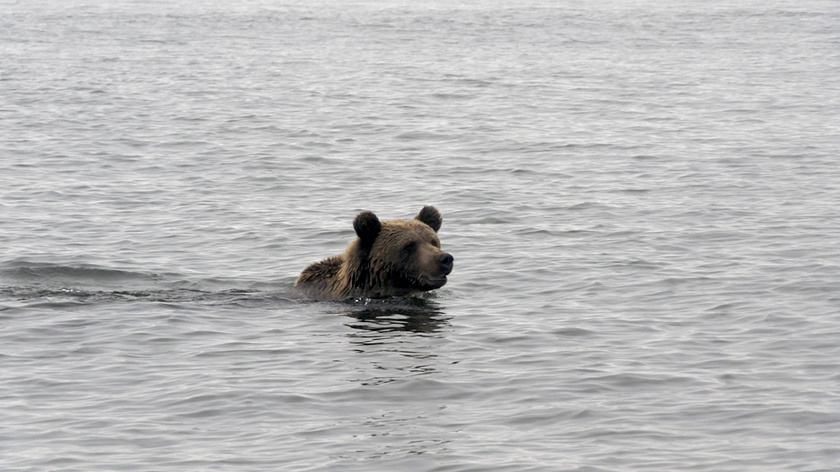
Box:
[0,260,173,287]
[0,260,296,310]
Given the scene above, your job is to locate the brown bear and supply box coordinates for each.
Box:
[295,206,454,300]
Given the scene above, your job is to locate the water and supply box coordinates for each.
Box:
[2,0,839,470]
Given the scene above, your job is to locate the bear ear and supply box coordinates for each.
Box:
[354,210,381,245]
[415,205,442,232]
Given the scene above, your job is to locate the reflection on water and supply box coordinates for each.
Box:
[345,309,449,334]
[337,298,451,387]
[340,298,450,334]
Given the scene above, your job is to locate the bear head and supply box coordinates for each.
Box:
[345,205,454,297]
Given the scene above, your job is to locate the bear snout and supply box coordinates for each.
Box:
[438,253,454,275]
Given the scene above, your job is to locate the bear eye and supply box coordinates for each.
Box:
[403,241,417,253]
[431,239,440,248]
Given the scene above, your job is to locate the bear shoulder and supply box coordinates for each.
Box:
[295,255,344,298]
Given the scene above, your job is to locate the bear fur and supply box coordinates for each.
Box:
[295,206,454,300]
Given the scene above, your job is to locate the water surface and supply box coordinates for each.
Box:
[2,1,839,470]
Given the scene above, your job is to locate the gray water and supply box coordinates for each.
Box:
[2,0,840,470]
